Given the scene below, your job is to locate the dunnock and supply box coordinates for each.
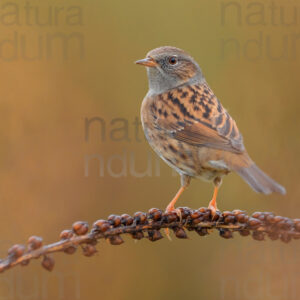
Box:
[136,46,285,215]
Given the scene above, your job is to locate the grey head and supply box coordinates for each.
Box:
[135,46,204,94]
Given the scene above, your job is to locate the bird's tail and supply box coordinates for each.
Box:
[235,163,286,195]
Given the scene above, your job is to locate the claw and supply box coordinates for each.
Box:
[164,208,182,240]
[208,204,220,220]
[163,178,190,240]
[208,184,220,220]
[164,228,172,241]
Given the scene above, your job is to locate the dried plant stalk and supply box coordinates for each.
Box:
[0,207,299,273]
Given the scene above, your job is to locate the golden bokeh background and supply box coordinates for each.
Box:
[0,0,299,299]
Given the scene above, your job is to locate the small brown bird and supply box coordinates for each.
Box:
[136,46,285,215]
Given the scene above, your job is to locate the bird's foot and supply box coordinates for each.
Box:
[164,206,182,240]
[165,205,182,222]
[208,202,220,221]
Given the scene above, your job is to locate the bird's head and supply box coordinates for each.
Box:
[135,46,204,94]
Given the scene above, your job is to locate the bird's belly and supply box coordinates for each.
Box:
[144,126,229,181]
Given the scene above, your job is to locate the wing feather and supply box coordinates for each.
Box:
[151,82,245,154]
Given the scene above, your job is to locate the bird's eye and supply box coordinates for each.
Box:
[168,56,178,65]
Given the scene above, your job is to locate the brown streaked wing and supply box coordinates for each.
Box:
[151,83,245,154]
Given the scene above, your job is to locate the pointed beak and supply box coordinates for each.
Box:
[135,57,158,67]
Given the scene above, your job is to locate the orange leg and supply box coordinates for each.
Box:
[208,177,222,216]
[166,186,186,212]
[165,174,191,213]
[164,175,191,240]
[208,186,219,215]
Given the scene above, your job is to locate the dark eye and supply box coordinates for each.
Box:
[168,56,178,65]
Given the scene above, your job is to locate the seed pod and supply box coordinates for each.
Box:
[232,209,244,215]
[282,220,293,230]
[27,236,43,250]
[258,215,266,221]
[42,255,55,272]
[293,235,300,240]
[148,208,162,221]
[294,219,300,232]
[273,215,284,224]
[219,229,233,239]
[202,211,211,221]
[236,214,248,224]
[195,227,208,236]
[252,231,265,241]
[224,215,236,224]
[163,211,178,223]
[192,216,204,224]
[148,230,163,242]
[252,212,262,219]
[121,214,133,226]
[211,211,221,221]
[8,244,25,259]
[186,225,194,231]
[108,215,121,227]
[92,220,110,233]
[248,218,262,229]
[133,212,147,224]
[60,230,73,240]
[108,235,124,245]
[88,239,98,246]
[199,207,208,213]
[222,211,233,217]
[64,246,77,254]
[173,227,187,239]
[265,214,276,224]
[280,233,291,243]
[72,221,89,236]
[131,231,144,240]
[190,210,201,219]
[178,207,190,219]
[268,232,279,241]
[284,220,293,230]
[239,229,250,237]
[82,244,97,257]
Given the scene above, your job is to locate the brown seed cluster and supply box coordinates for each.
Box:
[0,207,299,274]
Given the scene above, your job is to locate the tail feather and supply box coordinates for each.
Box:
[236,164,286,195]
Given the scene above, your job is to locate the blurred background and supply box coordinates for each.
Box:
[0,0,299,299]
